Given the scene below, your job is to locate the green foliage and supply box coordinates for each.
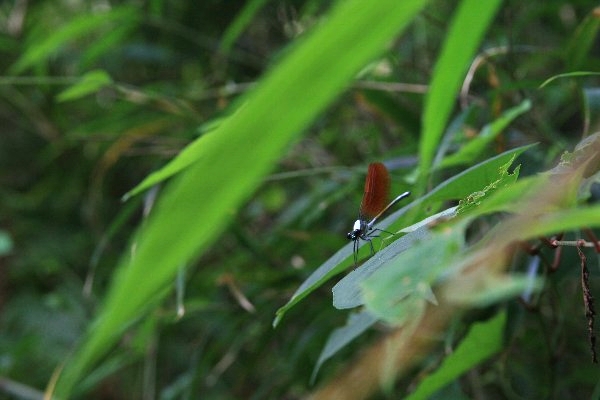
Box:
[3,1,600,399]
[456,156,520,214]
[311,310,377,382]
[436,100,531,170]
[406,311,506,400]
[220,0,270,53]
[564,8,600,70]
[418,0,502,187]
[0,231,12,256]
[274,145,532,327]
[10,6,139,74]
[53,0,432,397]
[360,218,465,324]
[56,70,113,102]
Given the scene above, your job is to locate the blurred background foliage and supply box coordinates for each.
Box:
[1,0,600,399]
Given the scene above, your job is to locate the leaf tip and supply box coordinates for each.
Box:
[272,313,283,328]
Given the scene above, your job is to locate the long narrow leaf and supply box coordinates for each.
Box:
[418,0,502,185]
[436,99,531,169]
[10,6,138,74]
[220,0,271,53]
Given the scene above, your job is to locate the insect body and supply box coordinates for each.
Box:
[347,162,410,266]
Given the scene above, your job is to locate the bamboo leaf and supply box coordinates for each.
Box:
[436,100,531,169]
[10,6,138,74]
[418,0,502,185]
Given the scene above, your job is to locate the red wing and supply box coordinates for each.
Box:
[360,162,390,219]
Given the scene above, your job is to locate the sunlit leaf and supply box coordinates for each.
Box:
[456,157,521,215]
[418,0,502,186]
[423,144,534,205]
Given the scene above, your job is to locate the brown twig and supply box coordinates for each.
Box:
[577,244,597,363]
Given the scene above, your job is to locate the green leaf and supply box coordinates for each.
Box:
[424,145,534,205]
[447,274,542,307]
[10,6,138,74]
[508,205,600,241]
[274,145,533,327]
[332,207,456,310]
[220,0,270,53]
[456,157,521,215]
[474,133,600,217]
[361,219,468,324]
[123,0,430,201]
[51,0,431,397]
[0,231,13,256]
[121,112,234,201]
[311,311,378,383]
[418,0,502,186]
[564,8,600,71]
[539,71,600,89]
[462,173,547,217]
[405,311,506,400]
[56,70,113,102]
[436,100,531,170]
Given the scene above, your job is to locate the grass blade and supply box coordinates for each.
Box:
[418,0,502,186]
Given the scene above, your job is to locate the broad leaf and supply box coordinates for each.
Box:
[361,219,468,324]
[332,207,456,310]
